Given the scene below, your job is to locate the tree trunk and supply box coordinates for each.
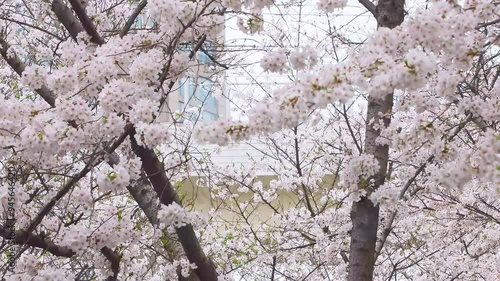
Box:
[129,132,217,281]
[347,1,405,281]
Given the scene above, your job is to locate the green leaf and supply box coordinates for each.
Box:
[161,233,170,249]
[359,177,369,188]
[107,172,118,181]
[174,182,183,189]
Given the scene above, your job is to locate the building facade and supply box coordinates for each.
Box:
[132,8,229,124]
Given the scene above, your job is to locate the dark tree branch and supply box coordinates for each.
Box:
[476,18,500,29]
[0,226,75,257]
[158,34,207,106]
[0,37,56,106]
[341,104,362,154]
[358,0,377,17]
[292,127,316,218]
[270,256,277,281]
[120,0,148,38]
[199,46,229,69]
[23,124,133,244]
[67,0,104,44]
[164,34,207,90]
[51,0,85,42]
[129,130,218,281]
[101,246,121,280]
[0,225,120,279]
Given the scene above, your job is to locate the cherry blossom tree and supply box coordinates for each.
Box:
[0,0,498,281]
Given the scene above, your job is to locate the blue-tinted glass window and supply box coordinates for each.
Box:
[179,78,185,96]
[197,78,216,108]
[131,15,155,29]
[198,42,216,65]
[145,17,155,28]
[198,51,211,64]
[202,111,218,121]
[134,16,143,28]
[179,78,187,96]
[178,77,218,122]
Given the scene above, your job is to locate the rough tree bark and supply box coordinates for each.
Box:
[130,132,217,281]
[347,1,405,281]
[126,175,201,281]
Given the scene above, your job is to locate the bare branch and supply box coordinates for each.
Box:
[375,113,489,260]
[0,16,64,40]
[0,37,56,106]
[358,0,377,17]
[476,18,500,29]
[23,124,133,241]
[120,0,148,38]
[0,226,75,257]
[51,0,85,41]
[0,226,120,279]
[67,0,104,44]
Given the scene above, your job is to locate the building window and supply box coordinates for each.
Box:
[178,77,218,122]
[198,51,211,64]
[197,78,216,108]
[178,42,215,65]
[201,111,218,121]
[132,15,155,30]
[198,42,216,65]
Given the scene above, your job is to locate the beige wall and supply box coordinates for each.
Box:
[177,175,337,225]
